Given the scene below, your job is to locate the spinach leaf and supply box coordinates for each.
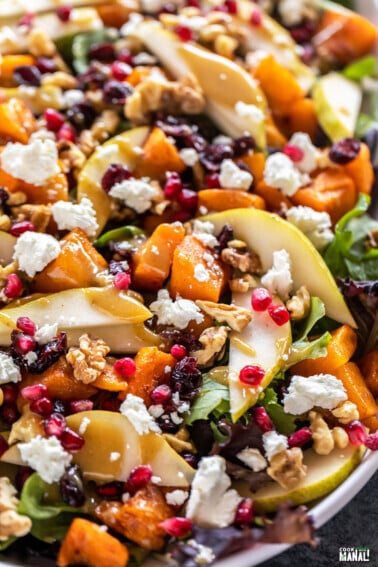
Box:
[343,56,376,81]
[186,374,229,425]
[259,388,297,435]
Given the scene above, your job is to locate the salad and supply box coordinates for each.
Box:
[0,0,377,566]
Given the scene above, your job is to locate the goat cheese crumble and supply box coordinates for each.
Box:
[18,436,72,484]
[192,220,218,248]
[109,178,159,213]
[13,232,60,278]
[51,197,99,237]
[288,132,317,173]
[120,394,161,435]
[194,264,210,282]
[149,289,204,330]
[260,249,293,300]
[264,152,309,196]
[34,323,58,345]
[180,148,199,166]
[1,139,59,186]
[283,374,347,415]
[236,448,268,472]
[286,206,334,250]
[0,352,21,384]
[219,159,253,190]
[262,430,288,460]
[165,489,188,506]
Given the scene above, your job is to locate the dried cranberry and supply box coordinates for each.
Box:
[181,451,199,468]
[2,383,18,404]
[170,356,202,400]
[0,434,9,457]
[61,428,85,451]
[69,399,93,413]
[78,61,108,89]
[35,57,57,74]
[101,163,131,193]
[1,403,19,424]
[0,187,9,206]
[224,0,237,14]
[13,65,41,87]
[158,2,177,14]
[175,25,192,42]
[117,49,133,65]
[160,517,192,538]
[289,20,316,44]
[177,188,198,210]
[96,481,124,499]
[114,357,136,377]
[10,221,35,236]
[150,384,172,404]
[28,332,67,374]
[205,173,220,188]
[251,288,272,311]
[329,138,361,165]
[60,464,86,507]
[172,210,192,223]
[66,102,96,129]
[88,43,116,63]
[253,406,273,432]
[214,223,234,253]
[100,397,121,412]
[235,498,254,525]
[45,413,67,437]
[103,80,132,105]
[186,0,200,6]
[160,329,200,353]
[125,465,153,494]
[56,5,72,22]
[300,43,316,65]
[233,135,255,157]
[288,427,312,448]
[239,365,265,386]
[3,274,23,299]
[200,143,233,171]
[21,383,48,401]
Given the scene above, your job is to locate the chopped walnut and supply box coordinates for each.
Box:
[8,407,45,445]
[332,401,360,425]
[229,273,258,293]
[12,204,51,233]
[214,34,239,59]
[196,299,252,332]
[332,427,349,449]
[309,411,335,455]
[0,215,11,231]
[191,325,230,367]
[199,23,227,42]
[66,334,110,384]
[7,192,27,206]
[42,71,78,90]
[78,129,99,157]
[267,447,307,489]
[57,140,87,176]
[0,389,3,406]
[125,73,205,125]
[221,246,262,273]
[0,478,32,541]
[91,110,120,142]
[28,28,56,57]
[286,286,311,320]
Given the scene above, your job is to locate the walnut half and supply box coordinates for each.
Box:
[0,478,32,541]
[66,333,110,384]
[196,300,252,332]
[191,325,230,367]
[267,447,307,489]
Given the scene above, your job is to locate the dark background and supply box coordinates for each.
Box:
[259,472,378,567]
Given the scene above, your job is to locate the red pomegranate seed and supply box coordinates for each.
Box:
[10,221,35,236]
[346,421,368,446]
[69,399,94,413]
[57,123,76,142]
[114,357,136,377]
[365,433,378,451]
[111,61,131,81]
[16,316,36,335]
[126,465,153,494]
[251,288,272,311]
[239,365,265,386]
[288,427,312,448]
[235,498,254,525]
[170,344,187,359]
[159,517,192,538]
[175,25,192,42]
[30,397,54,418]
[3,274,23,299]
[21,383,48,401]
[177,188,198,210]
[61,428,85,451]
[13,333,36,354]
[205,173,220,188]
[44,413,66,438]
[186,0,200,6]
[18,12,35,27]
[117,49,133,64]
[1,403,19,424]
[0,434,9,457]
[96,482,123,499]
[2,383,18,404]
[283,144,304,163]
[56,5,72,21]
[44,108,65,132]
[224,0,237,14]
[253,406,273,432]
[164,172,183,198]
[100,397,121,412]
[150,384,172,404]
[114,272,131,290]
[250,9,262,25]
[268,304,290,326]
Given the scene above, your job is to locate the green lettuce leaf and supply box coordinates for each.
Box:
[186,375,229,425]
[259,388,296,435]
[343,56,376,81]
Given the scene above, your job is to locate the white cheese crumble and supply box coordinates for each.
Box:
[149,289,204,330]
[109,178,159,213]
[120,394,161,435]
[180,148,199,167]
[24,351,38,365]
[78,417,91,436]
[235,100,265,132]
[260,249,293,300]
[186,455,242,528]
[187,540,215,566]
[13,232,60,278]
[283,374,347,415]
[148,404,165,418]
[35,323,58,345]
[51,197,99,237]
[194,264,210,282]
[192,220,218,249]
[219,159,253,191]
[278,0,316,26]
[286,206,334,250]
[1,139,59,186]
[262,431,288,460]
[0,352,21,384]
[212,135,233,146]
[236,448,267,472]
[264,152,309,196]
[288,132,317,173]
[165,489,188,506]
[62,89,86,108]
[18,435,72,484]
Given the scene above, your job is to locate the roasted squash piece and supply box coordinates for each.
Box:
[134,127,185,180]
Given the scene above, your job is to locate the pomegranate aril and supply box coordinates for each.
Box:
[18,12,35,28]
[250,9,262,25]
[205,173,220,188]
[234,498,254,525]
[177,188,198,210]
[283,144,304,163]
[45,413,67,438]
[329,138,361,165]
[57,123,76,142]
[16,316,37,336]
[114,357,136,377]
[150,384,172,404]
[253,406,273,432]
[175,25,192,42]
[69,399,93,413]
[114,272,131,290]
[13,65,41,87]
[10,221,35,236]
[96,481,124,499]
[30,397,54,418]
[117,49,133,64]
[288,427,312,448]
[239,364,265,386]
[1,403,19,424]
[159,517,192,538]
[111,61,132,81]
[268,303,290,326]
[125,465,153,494]
[346,421,368,446]
[224,0,237,14]
[164,172,183,198]
[101,163,131,193]
[36,57,57,74]
[56,5,72,21]
[251,288,272,311]
[61,428,85,451]
[21,383,48,401]
[172,210,192,223]
[365,433,378,451]
[88,43,116,63]
[13,333,36,354]
[0,434,9,457]
[170,344,187,360]
[2,383,18,404]
[4,274,23,299]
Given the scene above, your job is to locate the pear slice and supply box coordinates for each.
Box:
[65,410,194,486]
[204,208,355,327]
[229,290,291,421]
[77,127,149,236]
[0,231,16,266]
[0,86,64,114]
[237,445,365,513]
[0,0,110,24]
[312,72,362,142]
[0,287,159,353]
